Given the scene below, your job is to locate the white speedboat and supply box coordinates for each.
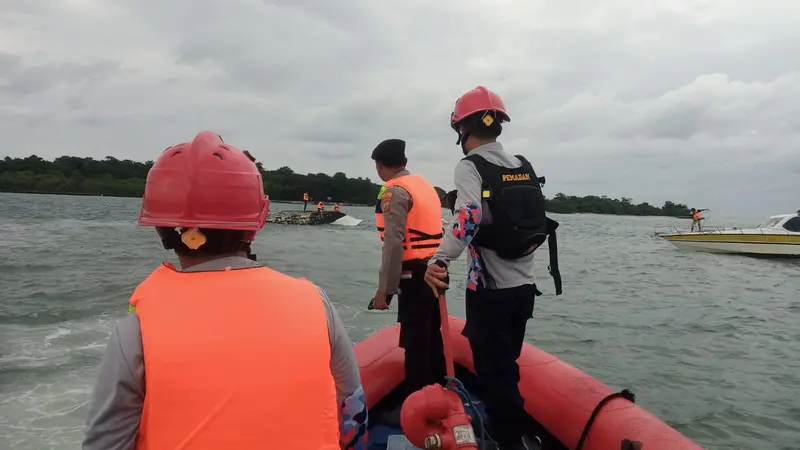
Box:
[657,211,800,257]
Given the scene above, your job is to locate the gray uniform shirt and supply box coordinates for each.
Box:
[430,142,536,289]
[82,256,363,450]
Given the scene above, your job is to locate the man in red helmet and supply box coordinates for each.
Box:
[424,87,561,450]
[82,132,368,450]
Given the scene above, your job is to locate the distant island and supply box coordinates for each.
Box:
[1,155,690,217]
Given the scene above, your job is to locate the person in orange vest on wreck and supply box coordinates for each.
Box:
[318,200,326,216]
[82,132,369,450]
[369,138,447,397]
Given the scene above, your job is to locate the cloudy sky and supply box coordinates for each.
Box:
[1,0,798,216]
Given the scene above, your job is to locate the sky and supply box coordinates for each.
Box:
[1,0,798,217]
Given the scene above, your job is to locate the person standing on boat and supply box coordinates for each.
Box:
[303,191,310,211]
[424,86,553,450]
[318,200,326,216]
[334,203,341,213]
[82,132,368,450]
[690,207,707,232]
[370,138,447,396]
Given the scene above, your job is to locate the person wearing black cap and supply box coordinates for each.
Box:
[370,138,447,396]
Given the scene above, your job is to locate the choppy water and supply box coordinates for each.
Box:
[1,193,799,449]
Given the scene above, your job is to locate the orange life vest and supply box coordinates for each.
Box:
[318,201,325,210]
[692,211,703,221]
[375,174,443,261]
[303,192,309,201]
[130,263,339,450]
[334,204,340,212]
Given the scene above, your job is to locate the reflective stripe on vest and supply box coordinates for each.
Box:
[375,174,443,261]
[130,263,339,450]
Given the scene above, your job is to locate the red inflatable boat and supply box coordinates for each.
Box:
[355,316,703,450]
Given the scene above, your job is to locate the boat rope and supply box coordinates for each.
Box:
[574,389,636,450]
[444,376,494,449]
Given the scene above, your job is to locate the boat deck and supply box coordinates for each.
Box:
[357,318,702,450]
[366,364,553,450]
[653,224,798,238]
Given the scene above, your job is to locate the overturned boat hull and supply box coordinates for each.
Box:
[356,317,702,450]
[266,210,358,226]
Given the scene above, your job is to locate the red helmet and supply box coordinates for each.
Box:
[137,131,269,241]
[450,86,510,129]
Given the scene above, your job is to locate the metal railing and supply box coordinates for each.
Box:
[653,224,795,237]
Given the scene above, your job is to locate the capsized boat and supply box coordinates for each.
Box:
[357,317,702,450]
[266,210,363,226]
[657,211,800,257]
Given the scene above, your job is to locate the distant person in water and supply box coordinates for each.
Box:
[690,208,708,231]
[81,132,368,450]
[303,192,309,211]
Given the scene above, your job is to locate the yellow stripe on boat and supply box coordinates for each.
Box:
[662,233,800,244]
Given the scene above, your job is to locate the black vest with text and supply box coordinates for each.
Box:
[464,153,548,258]
[463,153,562,295]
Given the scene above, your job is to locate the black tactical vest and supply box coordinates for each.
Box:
[464,153,548,258]
[463,153,562,295]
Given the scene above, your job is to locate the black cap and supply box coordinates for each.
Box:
[371,139,407,167]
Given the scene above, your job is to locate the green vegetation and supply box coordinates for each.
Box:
[0,155,689,217]
[546,193,688,217]
[258,166,379,205]
[0,155,381,205]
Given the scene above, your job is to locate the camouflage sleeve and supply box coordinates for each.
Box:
[430,159,483,267]
[377,186,412,294]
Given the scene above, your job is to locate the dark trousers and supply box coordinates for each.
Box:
[303,201,308,211]
[463,283,536,445]
[397,264,447,395]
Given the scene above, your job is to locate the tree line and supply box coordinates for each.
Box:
[0,155,690,217]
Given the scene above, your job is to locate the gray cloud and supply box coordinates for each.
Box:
[0,58,121,107]
[0,0,798,216]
